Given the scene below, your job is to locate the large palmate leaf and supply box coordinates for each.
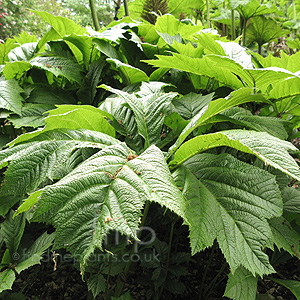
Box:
[145,53,247,89]
[0,79,24,115]
[183,153,282,276]
[31,144,186,269]
[171,129,300,181]
[169,88,267,155]
[101,83,177,149]
[224,267,258,300]
[0,129,120,195]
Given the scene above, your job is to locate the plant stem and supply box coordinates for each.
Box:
[206,0,211,28]
[199,242,216,297]
[258,43,262,55]
[88,0,100,31]
[114,201,151,297]
[242,18,247,46]
[158,220,176,298]
[231,10,235,40]
[124,0,130,17]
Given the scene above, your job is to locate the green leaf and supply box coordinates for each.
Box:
[0,79,24,115]
[0,269,16,293]
[87,274,106,298]
[247,16,287,47]
[282,187,300,214]
[112,291,135,300]
[268,217,300,257]
[145,53,246,89]
[0,196,22,217]
[184,153,281,275]
[0,39,17,65]
[1,210,26,254]
[224,267,258,300]
[172,92,214,120]
[101,83,177,149]
[33,11,87,37]
[171,130,300,182]
[14,31,37,45]
[169,88,267,155]
[15,191,42,217]
[107,58,149,85]
[15,232,55,273]
[32,145,186,269]
[3,61,32,80]
[8,42,38,62]
[268,278,300,300]
[8,103,53,129]
[9,105,115,146]
[30,56,84,84]
[221,107,288,139]
[77,59,106,104]
[172,166,215,252]
[0,129,120,195]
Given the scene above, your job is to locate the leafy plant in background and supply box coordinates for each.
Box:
[1,8,300,300]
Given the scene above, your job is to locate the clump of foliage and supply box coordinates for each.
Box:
[0,9,300,300]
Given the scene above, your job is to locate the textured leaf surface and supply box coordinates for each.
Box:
[282,187,300,214]
[0,129,120,195]
[87,274,106,298]
[171,130,300,181]
[32,145,186,268]
[184,153,282,275]
[224,267,258,300]
[268,217,300,257]
[169,88,267,155]
[30,56,83,83]
[9,105,115,146]
[0,79,24,115]
[101,83,177,149]
[1,210,26,254]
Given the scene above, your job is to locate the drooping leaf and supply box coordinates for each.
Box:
[0,39,17,65]
[0,196,23,217]
[171,130,300,182]
[0,79,24,115]
[184,153,282,275]
[87,274,106,298]
[1,210,26,254]
[32,145,186,269]
[0,129,120,195]
[3,61,32,80]
[224,266,258,300]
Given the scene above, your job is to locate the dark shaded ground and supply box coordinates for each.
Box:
[2,243,299,300]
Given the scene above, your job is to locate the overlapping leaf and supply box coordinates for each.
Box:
[182,153,282,276]
[31,145,186,268]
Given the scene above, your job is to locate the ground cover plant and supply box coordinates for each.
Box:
[1,6,300,300]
